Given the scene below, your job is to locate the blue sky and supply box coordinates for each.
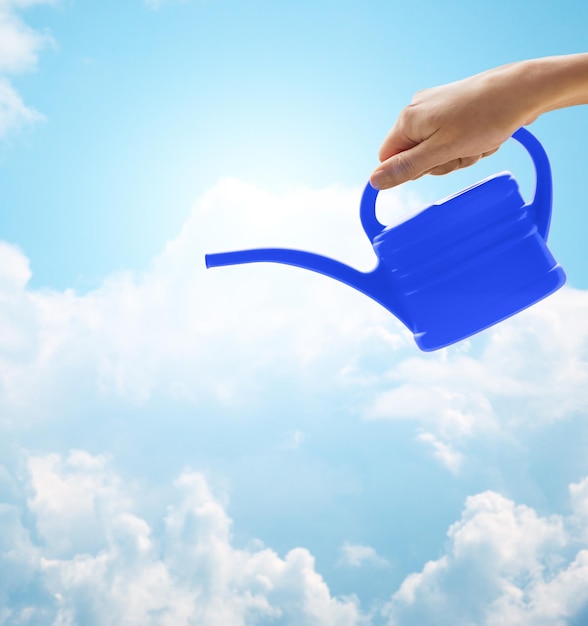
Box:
[0,1,587,624]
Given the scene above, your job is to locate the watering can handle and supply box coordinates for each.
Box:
[511,127,553,239]
[360,127,553,242]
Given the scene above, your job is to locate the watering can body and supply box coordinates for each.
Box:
[205,128,566,351]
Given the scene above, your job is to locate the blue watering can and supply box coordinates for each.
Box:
[205,128,566,351]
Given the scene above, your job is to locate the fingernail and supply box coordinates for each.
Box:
[370,169,388,190]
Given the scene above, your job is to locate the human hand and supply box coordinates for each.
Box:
[370,63,541,190]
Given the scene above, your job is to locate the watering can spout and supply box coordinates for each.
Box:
[205,248,410,328]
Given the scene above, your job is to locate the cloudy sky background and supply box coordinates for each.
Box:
[1,1,588,624]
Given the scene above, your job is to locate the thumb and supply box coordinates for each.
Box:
[370,139,447,189]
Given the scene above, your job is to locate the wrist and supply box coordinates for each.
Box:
[515,54,588,120]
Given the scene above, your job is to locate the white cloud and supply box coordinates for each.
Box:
[0,1,53,75]
[0,240,31,290]
[338,543,389,569]
[416,431,463,473]
[569,476,588,542]
[383,486,588,626]
[0,178,402,422]
[0,0,53,136]
[0,176,586,623]
[1,449,368,626]
[0,79,43,134]
[27,450,129,558]
[1,177,587,475]
[364,286,588,470]
[4,449,588,625]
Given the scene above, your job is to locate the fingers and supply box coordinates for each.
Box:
[370,139,449,189]
[378,123,419,162]
[428,148,500,176]
[481,147,500,159]
[428,155,481,176]
[370,145,502,189]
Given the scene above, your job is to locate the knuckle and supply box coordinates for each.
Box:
[399,103,418,128]
[393,151,418,181]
